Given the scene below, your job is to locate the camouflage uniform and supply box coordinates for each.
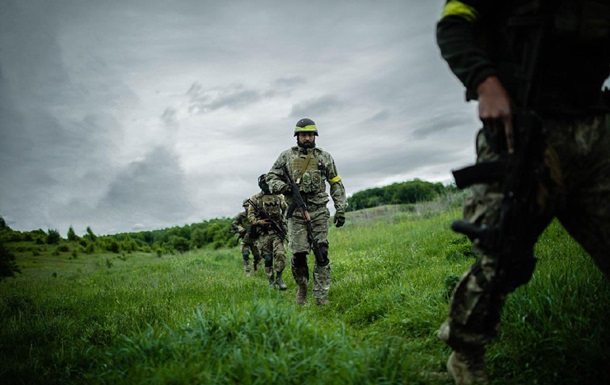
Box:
[230,205,261,275]
[436,0,610,383]
[247,191,288,289]
[267,140,347,305]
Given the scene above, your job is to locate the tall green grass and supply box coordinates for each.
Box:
[1,195,608,384]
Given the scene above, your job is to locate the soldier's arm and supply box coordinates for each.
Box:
[325,154,347,214]
[267,152,291,194]
[436,0,495,97]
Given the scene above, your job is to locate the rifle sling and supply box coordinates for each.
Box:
[296,150,314,184]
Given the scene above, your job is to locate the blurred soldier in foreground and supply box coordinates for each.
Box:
[435,1,609,384]
[248,174,289,290]
[267,118,347,306]
[230,199,261,276]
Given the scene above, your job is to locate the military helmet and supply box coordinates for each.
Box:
[258,174,270,193]
[294,118,318,136]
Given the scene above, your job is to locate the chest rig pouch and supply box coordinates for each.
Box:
[292,150,325,194]
[260,195,282,221]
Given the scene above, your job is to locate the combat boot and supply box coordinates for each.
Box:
[268,273,276,289]
[243,260,251,276]
[446,351,488,385]
[315,298,329,306]
[275,271,287,291]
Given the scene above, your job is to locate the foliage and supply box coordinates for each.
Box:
[0,196,607,385]
[0,241,20,280]
[346,179,455,211]
[46,229,61,244]
[67,226,79,242]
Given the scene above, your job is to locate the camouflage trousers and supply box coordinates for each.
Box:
[288,204,332,300]
[256,232,286,276]
[241,239,260,263]
[439,113,610,352]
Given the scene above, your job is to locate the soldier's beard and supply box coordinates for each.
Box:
[297,140,316,149]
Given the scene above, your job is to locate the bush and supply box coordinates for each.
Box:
[47,229,61,244]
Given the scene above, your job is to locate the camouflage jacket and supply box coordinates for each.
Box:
[230,211,252,238]
[247,191,287,234]
[267,145,347,213]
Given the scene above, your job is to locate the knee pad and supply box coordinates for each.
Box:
[317,244,329,267]
[264,254,273,267]
[292,252,308,268]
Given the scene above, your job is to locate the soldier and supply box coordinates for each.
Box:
[435,1,610,384]
[229,199,261,276]
[247,174,289,290]
[267,118,347,306]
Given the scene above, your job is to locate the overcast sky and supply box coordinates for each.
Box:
[0,0,479,236]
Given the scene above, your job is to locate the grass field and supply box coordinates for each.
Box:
[1,197,608,384]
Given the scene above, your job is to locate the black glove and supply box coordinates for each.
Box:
[333,212,345,228]
[279,182,291,194]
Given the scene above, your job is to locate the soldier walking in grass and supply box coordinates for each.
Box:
[247,174,289,290]
[230,199,261,276]
[435,1,610,384]
[267,118,347,306]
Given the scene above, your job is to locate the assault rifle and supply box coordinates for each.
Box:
[247,198,287,242]
[451,109,547,291]
[281,164,329,266]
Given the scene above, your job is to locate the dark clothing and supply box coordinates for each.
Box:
[436,0,610,360]
[436,0,610,114]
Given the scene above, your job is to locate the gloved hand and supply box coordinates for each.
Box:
[279,182,291,194]
[333,212,345,228]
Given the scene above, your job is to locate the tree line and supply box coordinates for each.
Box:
[1,178,454,279]
[346,179,455,211]
[0,215,237,279]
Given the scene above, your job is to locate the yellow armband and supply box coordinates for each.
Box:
[442,0,478,23]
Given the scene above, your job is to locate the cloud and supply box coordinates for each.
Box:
[1,0,480,235]
[96,146,197,233]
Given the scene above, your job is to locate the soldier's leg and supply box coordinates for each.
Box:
[551,114,610,280]
[438,125,554,384]
[241,243,251,275]
[272,235,287,290]
[251,243,261,273]
[311,206,331,305]
[257,235,275,286]
[438,128,546,384]
[288,216,311,304]
[292,252,309,305]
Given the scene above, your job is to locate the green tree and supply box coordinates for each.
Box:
[0,241,20,280]
[170,236,190,253]
[67,226,79,242]
[47,229,61,245]
[85,226,97,242]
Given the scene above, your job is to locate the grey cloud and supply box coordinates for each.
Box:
[186,82,269,113]
[290,95,344,119]
[97,146,196,233]
[273,76,307,88]
[410,112,474,140]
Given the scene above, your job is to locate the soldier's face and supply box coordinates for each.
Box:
[297,132,316,147]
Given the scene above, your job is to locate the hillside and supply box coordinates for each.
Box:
[1,194,608,385]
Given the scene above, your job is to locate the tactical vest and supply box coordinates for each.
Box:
[291,150,326,194]
[259,194,283,222]
[493,0,610,112]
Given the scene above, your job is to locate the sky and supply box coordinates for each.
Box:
[0,0,480,236]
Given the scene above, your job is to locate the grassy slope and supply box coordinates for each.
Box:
[1,199,608,385]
